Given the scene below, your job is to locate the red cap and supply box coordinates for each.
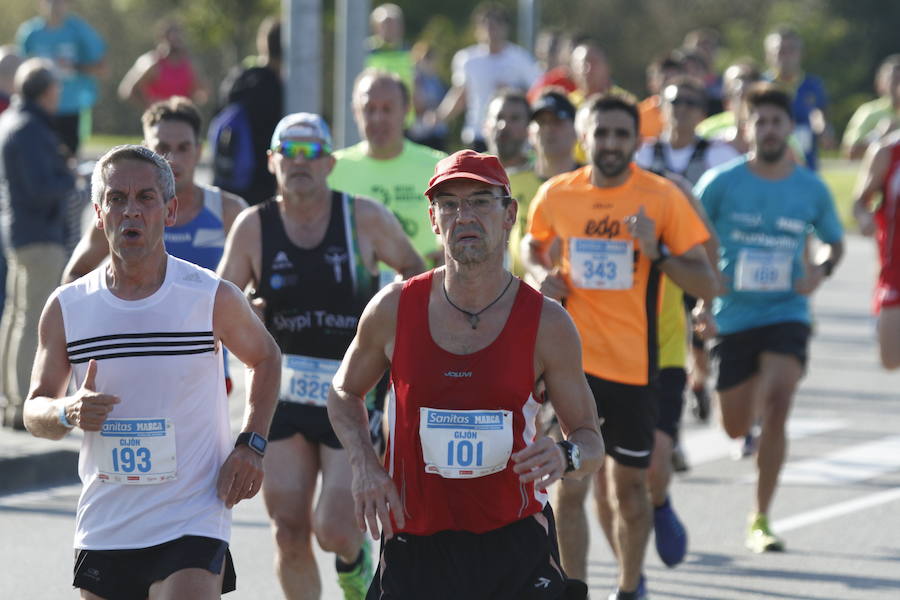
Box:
[424,150,511,199]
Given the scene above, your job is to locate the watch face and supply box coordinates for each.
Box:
[571,444,582,469]
[250,433,267,453]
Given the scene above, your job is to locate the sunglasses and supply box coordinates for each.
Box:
[272,140,331,160]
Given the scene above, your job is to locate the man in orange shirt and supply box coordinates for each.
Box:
[637,53,685,140]
[523,93,717,600]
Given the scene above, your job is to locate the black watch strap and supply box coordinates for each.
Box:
[235,431,267,457]
[558,440,576,473]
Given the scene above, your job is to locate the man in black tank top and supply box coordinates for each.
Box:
[218,113,423,599]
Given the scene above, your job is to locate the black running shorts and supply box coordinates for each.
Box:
[268,401,383,450]
[655,367,687,440]
[73,535,236,599]
[712,321,811,391]
[367,504,568,600]
[586,374,657,468]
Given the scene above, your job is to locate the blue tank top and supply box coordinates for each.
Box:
[164,185,226,271]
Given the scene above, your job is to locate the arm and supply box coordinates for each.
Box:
[24,296,120,439]
[436,84,466,123]
[357,197,426,280]
[327,284,403,539]
[212,279,281,508]
[117,52,157,105]
[217,206,261,290]
[511,299,604,489]
[522,233,569,302]
[62,223,109,283]
[852,142,891,236]
[220,190,249,235]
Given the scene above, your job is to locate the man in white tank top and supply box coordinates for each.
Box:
[23,145,281,600]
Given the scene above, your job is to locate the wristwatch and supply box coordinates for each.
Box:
[235,431,268,457]
[558,440,582,473]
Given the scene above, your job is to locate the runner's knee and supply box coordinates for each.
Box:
[272,516,314,557]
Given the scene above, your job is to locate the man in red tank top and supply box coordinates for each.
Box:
[327,150,604,599]
[853,129,900,369]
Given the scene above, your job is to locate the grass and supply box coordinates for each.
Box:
[82,134,142,158]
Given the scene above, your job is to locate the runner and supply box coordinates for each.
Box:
[328,69,446,270]
[694,83,844,552]
[852,128,900,369]
[62,96,247,392]
[217,113,424,600]
[326,149,604,599]
[23,144,281,599]
[523,93,717,599]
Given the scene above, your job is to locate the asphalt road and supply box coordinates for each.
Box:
[1,234,898,599]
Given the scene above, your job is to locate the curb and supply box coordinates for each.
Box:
[0,449,80,496]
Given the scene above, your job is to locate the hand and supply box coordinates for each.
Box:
[511,436,566,492]
[854,204,876,237]
[539,267,568,302]
[216,445,264,508]
[624,206,659,260]
[691,305,718,340]
[352,459,405,540]
[795,263,826,295]
[68,359,119,431]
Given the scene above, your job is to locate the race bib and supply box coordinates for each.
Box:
[281,354,339,407]
[569,238,633,290]
[735,248,793,292]
[419,408,513,479]
[97,418,176,484]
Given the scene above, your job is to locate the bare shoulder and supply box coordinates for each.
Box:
[354,195,394,227]
[536,296,581,351]
[363,280,404,325]
[221,190,249,215]
[213,277,246,309]
[229,203,263,237]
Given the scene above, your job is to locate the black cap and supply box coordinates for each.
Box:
[530,91,576,122]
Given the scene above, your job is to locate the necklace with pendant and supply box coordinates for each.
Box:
[442,273,515,330]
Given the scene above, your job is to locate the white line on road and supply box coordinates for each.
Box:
[773,486,900,533]
[778,434,900,486]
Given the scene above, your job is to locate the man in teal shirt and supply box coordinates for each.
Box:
[695,83,843,554]
[17,0,106,155]
[329,69,446,270]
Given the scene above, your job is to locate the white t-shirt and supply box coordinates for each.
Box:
[635,138,740,184]
[451,42,541,144]
[58,256,232,549]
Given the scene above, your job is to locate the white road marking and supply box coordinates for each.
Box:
[778,434,900,486]
[773,486,900,533]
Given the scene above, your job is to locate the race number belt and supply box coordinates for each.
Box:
[419,408,513,479]
[97,418,176,484]
[735,248,793,292]
[569,238,633,290]
[280,354,339,407]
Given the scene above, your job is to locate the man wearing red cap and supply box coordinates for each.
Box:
[327,149,604,599]
[219,112,423,599]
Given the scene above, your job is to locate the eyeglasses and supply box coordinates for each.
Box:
[669,97,705,109]
[431,193,511,216]
[272,140,331,160]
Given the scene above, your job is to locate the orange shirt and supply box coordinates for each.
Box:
[638,95,664,140]
[527,164,709,385]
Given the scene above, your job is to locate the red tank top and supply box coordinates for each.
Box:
[877,143,900,276]
[144,54,196,103]
[388,270,547,535]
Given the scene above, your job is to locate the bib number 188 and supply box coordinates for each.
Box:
[111,447,152,473]
[446,440,484,467]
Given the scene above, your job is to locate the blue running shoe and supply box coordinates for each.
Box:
[654,496,687,567]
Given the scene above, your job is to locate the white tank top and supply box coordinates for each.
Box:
[56,255,232,549]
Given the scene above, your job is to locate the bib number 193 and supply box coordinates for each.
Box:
[110,447,152,473]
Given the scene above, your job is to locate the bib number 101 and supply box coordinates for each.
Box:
[111,447,152,473]
[446,440,484,467]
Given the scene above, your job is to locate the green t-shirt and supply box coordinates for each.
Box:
[328,140,446,262]
[506,165,544,277]
[842,96,893,151]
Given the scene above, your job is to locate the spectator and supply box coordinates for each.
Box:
[680,49,723,115]
[212,17,283,206]
[366,3,414,103]
[682,28,725,112]
[16,0,106,156]
[117,19,209,108]
[407,41,449,151]
[764,26,831,170]
[568,37,635,107]
[842,55,900,160]
[437,2,541,150]
[696,60,762,153]
[0,47,24,114]
[0,58,74,429]
[638,52,686,140]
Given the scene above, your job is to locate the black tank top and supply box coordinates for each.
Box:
[256,192,379,361]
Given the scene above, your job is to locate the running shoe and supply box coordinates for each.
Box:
[745,513,785,553]
[732,425,759,460]
[671,444,690,473]
[607,574,647,600]
[689,386,710,422]
[337,542,373,599]
[654,497,687,567]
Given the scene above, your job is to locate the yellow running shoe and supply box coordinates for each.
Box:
[337,541,373,600]
[746,513,785,553]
